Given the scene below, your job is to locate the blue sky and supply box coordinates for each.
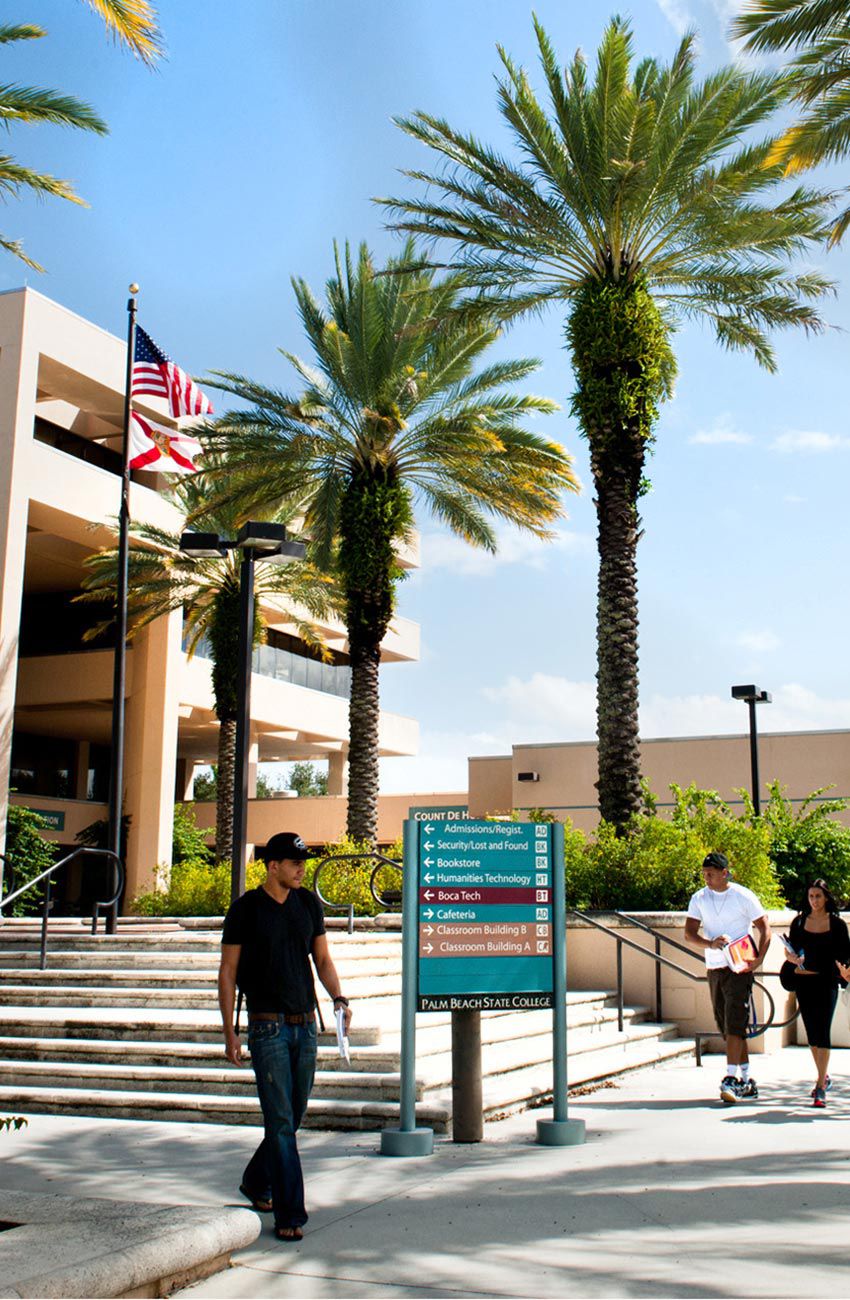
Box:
[7,1,850,794]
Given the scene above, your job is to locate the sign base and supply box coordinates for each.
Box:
[536,1117,586,1147]
[380,1127,435,1157]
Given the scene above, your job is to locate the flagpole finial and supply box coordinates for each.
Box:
[129,283,140,295]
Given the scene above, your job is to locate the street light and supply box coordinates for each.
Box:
[181,522,306,901]
[731,684,772,816]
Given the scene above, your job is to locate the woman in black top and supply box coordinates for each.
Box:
[785,878,850,1107]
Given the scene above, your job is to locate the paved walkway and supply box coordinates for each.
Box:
[4,1047,850,1297]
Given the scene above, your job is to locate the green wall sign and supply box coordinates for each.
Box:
[31,809,65,832]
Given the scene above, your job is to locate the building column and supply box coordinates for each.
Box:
[175,757,194,803]
[123,608,183,903]
[0,292,35,874]
[74,741,91,800]
[246,736,259,864]
[327,750,349,797]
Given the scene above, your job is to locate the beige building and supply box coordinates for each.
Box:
[468,729,850,829]
[0,287,425,903]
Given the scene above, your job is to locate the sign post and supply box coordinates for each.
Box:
[380,818,585,1154]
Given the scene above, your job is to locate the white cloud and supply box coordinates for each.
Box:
[421,527,594,577]
[783,494,807,505]
[379,728,508,794]
[771,431,847,454]
[655,0,693,35]
[735,629,780,654]
[690,428,753,446]
[483,673,598,738]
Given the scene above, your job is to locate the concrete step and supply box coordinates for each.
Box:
[0,1007,383,1046]
[0,1058,413,1102]
[0,946,402,967]
[0,973,403,1007]
[0,1083,448,1132]
[0,1035,401,1073]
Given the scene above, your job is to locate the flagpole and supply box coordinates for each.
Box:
[105,283,139,934]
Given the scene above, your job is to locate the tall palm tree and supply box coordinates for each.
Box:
[382,17,835,831]
[202,240,578,845]
[1,4,162,268]
[76,472,335,862]
[733,0,850,245]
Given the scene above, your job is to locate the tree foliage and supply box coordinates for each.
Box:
[202,239,578,844]
[383,16,835,828]
[733,0,850,245]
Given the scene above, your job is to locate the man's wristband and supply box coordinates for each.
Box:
[333,996,349,1007]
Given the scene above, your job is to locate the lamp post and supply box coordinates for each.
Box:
[731,684,772,816]
[180,523,305,901]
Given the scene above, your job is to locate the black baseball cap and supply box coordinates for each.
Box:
[702,851,729,872]
[263,832,310,863]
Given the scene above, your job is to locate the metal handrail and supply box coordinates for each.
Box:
[0,847,124,969]
[568,907,777,1057]
[311,851,402,935]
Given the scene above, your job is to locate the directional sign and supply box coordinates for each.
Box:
[414,818,555,1011]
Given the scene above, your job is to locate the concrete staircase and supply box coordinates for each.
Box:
[0,916,694,1132]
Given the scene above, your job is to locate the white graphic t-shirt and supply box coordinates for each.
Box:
[687,882,766,969]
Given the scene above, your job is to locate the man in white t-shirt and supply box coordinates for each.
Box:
[685,851,771,1104]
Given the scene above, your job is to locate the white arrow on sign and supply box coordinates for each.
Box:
[423,925,433,935]
[423,908,434,919]
[424,873,434,883]
[424,889,434,900]
[423,824,435,833]
[422,943,433,954]
[424,841,434,850]
[424,858,434,868]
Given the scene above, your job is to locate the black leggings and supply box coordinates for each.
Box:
[796,980,838,1049]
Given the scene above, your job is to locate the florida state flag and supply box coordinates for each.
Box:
[128,410,201,474]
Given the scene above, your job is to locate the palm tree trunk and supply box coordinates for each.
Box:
[346,646,381,844]
[591,442,644,830]
[216,716,237,863]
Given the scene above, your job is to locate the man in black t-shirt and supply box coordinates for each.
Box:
[218,831,351,1242]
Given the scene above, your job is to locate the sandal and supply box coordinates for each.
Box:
[239,1184,273,1214]
[274,1226,304,1242]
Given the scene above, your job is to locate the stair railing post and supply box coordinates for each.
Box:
[655,934,663,1022]
[616,937,624,1032]
[39,876,52,970]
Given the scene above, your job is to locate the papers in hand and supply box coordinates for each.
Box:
[335,1006,351,1065]
[724,932,758,973]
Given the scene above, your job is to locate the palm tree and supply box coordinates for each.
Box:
[382,17,835,831]
[1,4,162,268]
[81,1,164,65]
[76,471,335,862]
[201,240,578,845]
[733,0,850,245]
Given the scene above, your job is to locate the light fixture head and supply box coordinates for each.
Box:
[180,530,226,558]
[236,521,289,552]
[731,684,771,704]
[263,538,307,566]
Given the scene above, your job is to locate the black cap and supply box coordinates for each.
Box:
[702,851,729,872]
[263,832,310,863]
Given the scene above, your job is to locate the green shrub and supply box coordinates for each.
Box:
[3,802,56,916]
[305,837,402,917]
[758,781,850,907]
[563,783,783,911]
[132,856,265,916]
[172,802,213,866]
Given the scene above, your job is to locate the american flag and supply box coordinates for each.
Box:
[128,410,202,475]
[132,326,214,419]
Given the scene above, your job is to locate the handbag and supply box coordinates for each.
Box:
[779,961,798,993]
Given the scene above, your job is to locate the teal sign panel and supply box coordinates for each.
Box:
[31,809,65,831]
[408,804,468,822]
[414,817,554,1011]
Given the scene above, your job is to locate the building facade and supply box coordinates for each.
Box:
[0,288,421,903]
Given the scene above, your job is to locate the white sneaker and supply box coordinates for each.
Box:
[720,1074,741,1104]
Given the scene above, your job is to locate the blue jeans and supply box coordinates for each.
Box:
[242,1017,317,1229]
